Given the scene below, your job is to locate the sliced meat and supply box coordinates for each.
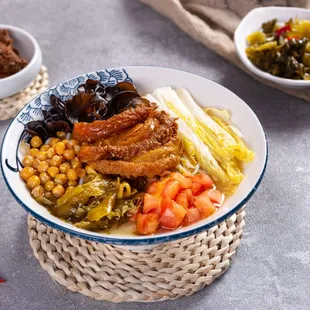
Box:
[78,138,162,162]
[95,117,160,147]
[72,104,156,143]
[91,155,180,178]
[78,114,179,162]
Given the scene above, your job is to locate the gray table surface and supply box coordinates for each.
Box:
[1,1,310,309]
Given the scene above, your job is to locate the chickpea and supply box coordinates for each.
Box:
[20,167,35,181]
[55,173,67,185]
[67,168,78,181]
[40,144,50,152]
[56,131,67,139]
[50,155,62,167]
[22,155,34,167]
[63,149,75,161]
[30,136,43,148]
[47,166,59,178]
[66,140,77,150]
[29,148,40,157]
[49,137,60,146]
[59,162,70,173]
[73,145,81,154]
[52,184,65,197]
[37,161,49,173]
[71,157,81,169]
[44,191,53,199]
[54,142,66,155]
[36,152,47,161]
[27,175,40,190]
[46,147,56,159]
[45,180,55,191]
[39,172,51,184]
[31,185,44,198]
[32,158,41,169]
[68,180,78,187]
[62,139,68,145]
[77,168,86,178]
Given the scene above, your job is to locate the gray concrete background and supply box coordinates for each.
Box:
[1,1,310,309]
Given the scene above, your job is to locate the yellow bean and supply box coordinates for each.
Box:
[66,140,78,150]
[55,173,67,185]
[67,169,78,181]
[52,184,65,197]
[45,180,55,191]
[73,145,81,154]
[44,191,53,199]
[39,172,51,184]
[59,162,71,173]
[63,149,75,161]
[77,168,86,178]
[46,147,56,158]
[68,180,78,187]
[27,175,40,189]
[48,166,59,178]
[31,185,44,198]
[29,148,40,157]
[23,155,34,167]
[30,136,43,148]
[55,142,66,155]
[37,161,49,173]
[36,152,47,161]
[70,157,81,169]
[40,145,50,152]
[32,158,41,169]
[20,167,35,181]
[49,137,60,146]
[50,155,62,167]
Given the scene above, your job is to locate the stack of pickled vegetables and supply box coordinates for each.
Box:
[20,80,254,235]
[246,18,310,80]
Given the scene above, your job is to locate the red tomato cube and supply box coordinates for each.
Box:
[194,191,216,218]
[143,193,162,214]
[183,208,201,226]
[136,213,160,235]
[162,179,180,200]
[159,200,186,229]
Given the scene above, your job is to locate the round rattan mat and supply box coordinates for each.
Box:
[0,65,49,120]
[27,207,245,303]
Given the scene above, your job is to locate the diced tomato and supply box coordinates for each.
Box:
[136,213,160,235]
[191,173,213,190]
[170,172,192,189]
[194,191,216,218]
[147,182,157,194]
[143,193,162,214]
[192,182,202,195]
[147,179,169,195]
[162,179,180,200]
[183,208,201,226]
[206,189,223,205]
[175,189,193,210]
[159,200,186,229]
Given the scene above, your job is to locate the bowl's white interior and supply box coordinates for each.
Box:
[1,66,267,244]
[234,7,310,88]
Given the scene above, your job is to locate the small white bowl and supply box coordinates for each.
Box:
[0,66,267,249]
[234,7,310,89]
[0,25,42,99]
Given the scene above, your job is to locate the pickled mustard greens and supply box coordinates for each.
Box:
[246,18,310,80]
[39,174,141,231]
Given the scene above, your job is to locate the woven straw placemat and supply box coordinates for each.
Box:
[0,65,49,120]
[27,207,245,303]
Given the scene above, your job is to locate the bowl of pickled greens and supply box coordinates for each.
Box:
[235,6,310,88]
[1,66,267,246]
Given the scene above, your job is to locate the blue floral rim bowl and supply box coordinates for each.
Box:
[1,66,267,248]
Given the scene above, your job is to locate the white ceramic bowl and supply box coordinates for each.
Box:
[0,66,267,247]
[0,25,42,99]
[234,7,310,89]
